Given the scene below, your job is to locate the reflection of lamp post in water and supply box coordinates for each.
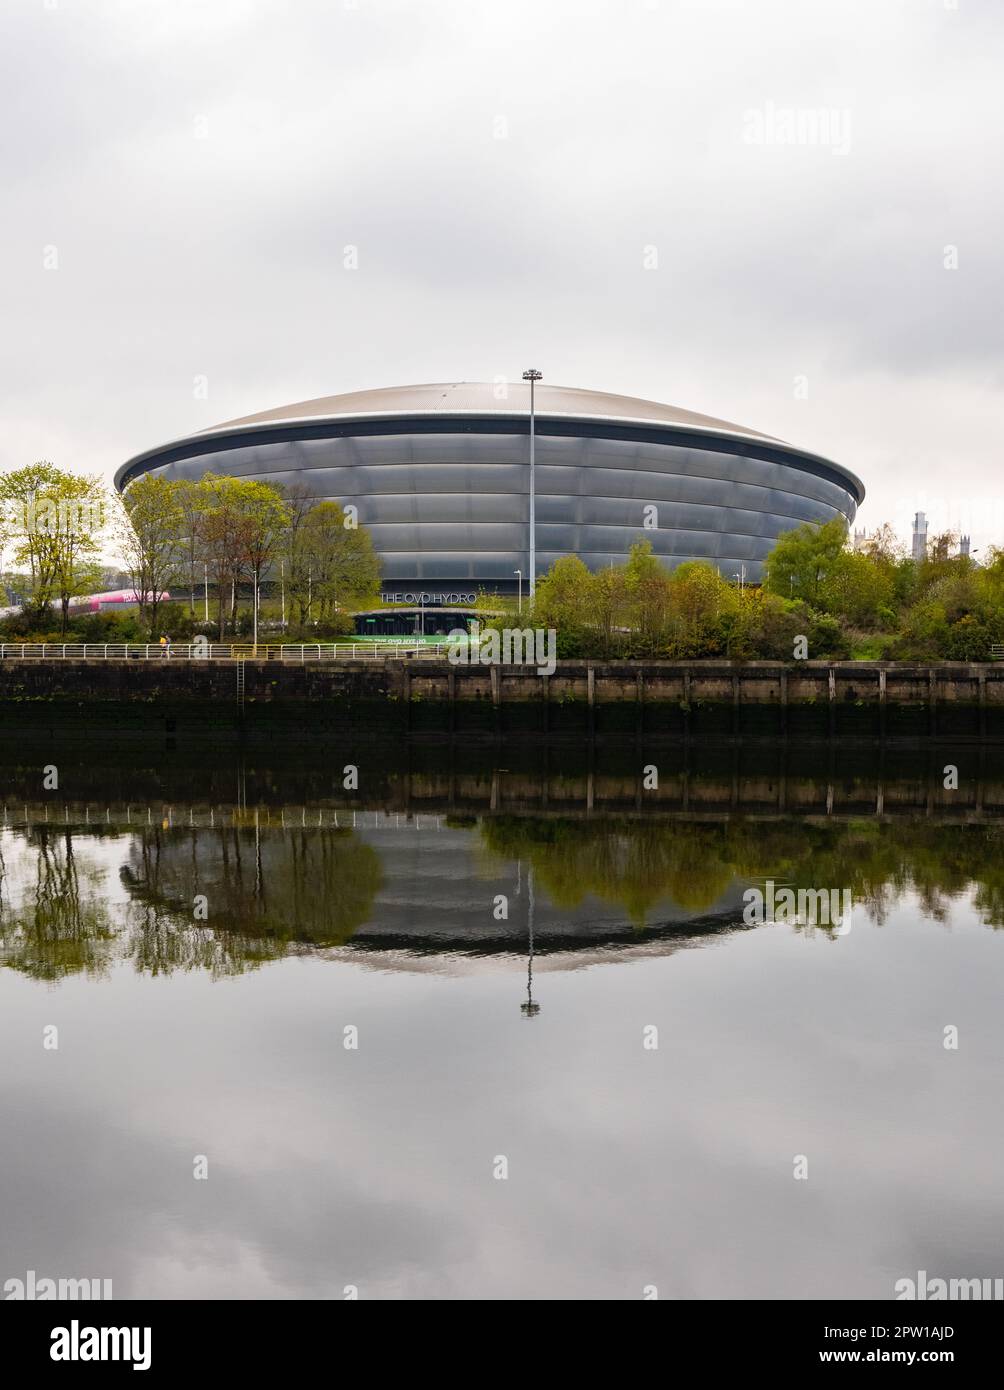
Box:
[521,861,540,1017]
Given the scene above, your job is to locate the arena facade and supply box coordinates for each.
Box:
[115,382,864,597]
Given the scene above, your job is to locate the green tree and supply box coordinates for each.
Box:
[818,550,894,628]
[622,541,673,654]
[196,474,261,639]
[0,462,65,613]
[530,554,595,654]
[0,465,108,632]
[234,480,292,637]
[118,475,185,637]
[666,560,737,657]
[763,518,847,606]
[174,479,210,618]
[49,475,108,633]
[285,501,381,625]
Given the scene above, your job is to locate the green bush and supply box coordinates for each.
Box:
[0,607,146,643]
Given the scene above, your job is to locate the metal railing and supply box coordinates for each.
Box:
[0,641,450,662]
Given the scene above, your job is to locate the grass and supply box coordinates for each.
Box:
[847,630,895,660]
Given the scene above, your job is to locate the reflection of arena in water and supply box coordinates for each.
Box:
[114,819,748,957]
[0,815,753,982]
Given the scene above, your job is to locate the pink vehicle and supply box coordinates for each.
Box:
[67,589,171,614]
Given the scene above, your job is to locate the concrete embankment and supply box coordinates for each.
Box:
[1,657,1004,741]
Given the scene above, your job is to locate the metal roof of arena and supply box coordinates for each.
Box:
[207,381,781,441]
[116,382,864,504]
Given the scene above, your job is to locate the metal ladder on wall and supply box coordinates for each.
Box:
[236,659,245,710]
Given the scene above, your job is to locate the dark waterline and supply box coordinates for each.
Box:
[2,739,1003,1299]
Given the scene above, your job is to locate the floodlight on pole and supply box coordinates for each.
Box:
[522,369,542,598]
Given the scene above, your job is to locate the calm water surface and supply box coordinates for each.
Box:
[2,743,1003,1299]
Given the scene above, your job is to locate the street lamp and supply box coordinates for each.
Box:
[253,566,259,648]
[522,368,542,599]
[514,568,522,615]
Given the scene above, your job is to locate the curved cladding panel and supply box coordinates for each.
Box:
[126,420,858,590]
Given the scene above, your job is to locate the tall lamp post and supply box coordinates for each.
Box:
[522,368,542,598]
[514,568,522,615]
[253,566,259,648]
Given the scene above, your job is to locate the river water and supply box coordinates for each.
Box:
[2,740,1003,1299]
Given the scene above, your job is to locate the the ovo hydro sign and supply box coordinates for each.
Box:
[382,592,478,605]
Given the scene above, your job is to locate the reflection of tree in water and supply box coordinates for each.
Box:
[477,820,737,926]
[0,824,382,982]
[0,828,115,981]
[118,825,383,978]
[4,812,1004,984]
[478,817,1004,931]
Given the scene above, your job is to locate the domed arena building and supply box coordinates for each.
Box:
[115,382,864,599]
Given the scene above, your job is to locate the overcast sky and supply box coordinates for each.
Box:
[2,0,1001,548]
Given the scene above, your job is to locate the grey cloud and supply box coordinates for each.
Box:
[1,0,1001,544]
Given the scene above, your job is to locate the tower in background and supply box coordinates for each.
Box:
[912,512,928,562]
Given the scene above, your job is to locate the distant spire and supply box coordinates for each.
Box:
[912,512,928,562]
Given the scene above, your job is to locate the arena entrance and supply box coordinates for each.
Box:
[352,607,480,638]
